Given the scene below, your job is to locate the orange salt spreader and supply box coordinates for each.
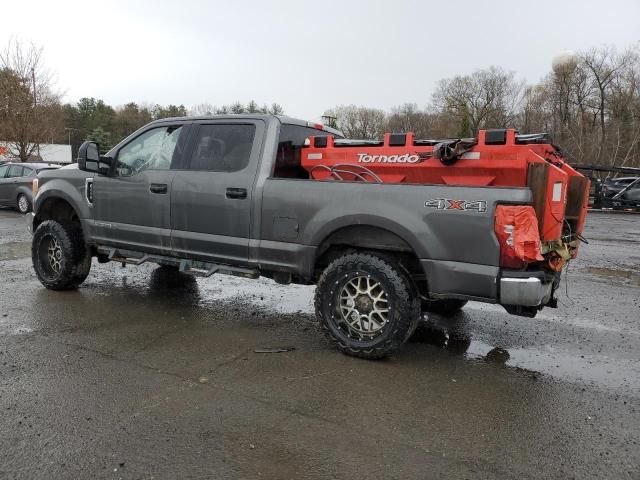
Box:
[302,128,589,269]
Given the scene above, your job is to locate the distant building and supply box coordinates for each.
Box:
[0,143,73,164]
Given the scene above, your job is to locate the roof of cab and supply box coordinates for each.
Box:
[147,114,343,137]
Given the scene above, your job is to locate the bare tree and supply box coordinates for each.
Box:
[386,103,434,138]
[432,66,523,136]
[189,103,216,116]
[581,47,631,162]
[324,105,386,139]
[0,39,62,161]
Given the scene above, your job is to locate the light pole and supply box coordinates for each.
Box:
[64,127,79,145]
[64,128,80,162]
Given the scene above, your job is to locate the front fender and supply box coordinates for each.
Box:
[35,178,92,221]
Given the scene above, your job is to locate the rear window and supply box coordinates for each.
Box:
[273,125,333,179]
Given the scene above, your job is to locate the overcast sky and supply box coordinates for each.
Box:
[2,0,639,120]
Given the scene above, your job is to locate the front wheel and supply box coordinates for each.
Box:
[315,252,421,359]
[32,220,91,290]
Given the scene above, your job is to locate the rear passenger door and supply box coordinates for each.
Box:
[171,120,264,264]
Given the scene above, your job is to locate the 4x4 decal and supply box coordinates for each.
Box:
[424,198,487,213]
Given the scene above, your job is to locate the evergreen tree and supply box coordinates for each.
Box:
[86,126,112,154]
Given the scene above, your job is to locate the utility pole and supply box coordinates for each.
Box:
[321,115,338,129]
[31,66,40,157]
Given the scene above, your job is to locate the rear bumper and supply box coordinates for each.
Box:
[420,259,557,308]
[500,275,554,307]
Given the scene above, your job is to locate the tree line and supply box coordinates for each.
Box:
[0,41,285,159]
[1,39,639,168]
[325,45,640,168]
[65,99,285,155]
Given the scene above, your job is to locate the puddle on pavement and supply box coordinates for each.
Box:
[197,276,314,315]
[0,241,31,261]
[70,265,640,393]
[582,266,640,286]
[411,320,640,393]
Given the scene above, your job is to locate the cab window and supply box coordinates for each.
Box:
[0,165,7,178]
[116,126,182,176]
[188,124,255,172]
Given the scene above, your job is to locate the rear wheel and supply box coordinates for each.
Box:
[17,194,31,214]
[32,220,91,290]
[315,251,421,359]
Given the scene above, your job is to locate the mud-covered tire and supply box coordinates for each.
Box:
[32,220,91,290]
[17,194,31,214]
[422,299,467,316]
[315,251,421,359]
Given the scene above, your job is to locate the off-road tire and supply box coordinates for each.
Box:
[315,251,421,359]
[32,220,91,290]
[422,299,468,316]
[17,194,31,214]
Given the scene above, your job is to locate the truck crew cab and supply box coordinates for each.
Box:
[27,115,588,359]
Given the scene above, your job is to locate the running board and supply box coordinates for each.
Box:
[97,247,260,279]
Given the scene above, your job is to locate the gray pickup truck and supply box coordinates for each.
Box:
[27,115,558,358]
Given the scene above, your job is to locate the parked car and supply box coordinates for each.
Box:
[0,162,60,213]
[600,176,640,208]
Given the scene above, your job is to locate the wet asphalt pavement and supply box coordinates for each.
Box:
[0,209,639,479]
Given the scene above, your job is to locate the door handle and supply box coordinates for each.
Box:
[149,183,168,194]
[226,187,247,199]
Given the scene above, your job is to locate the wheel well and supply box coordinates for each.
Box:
[313,225,424,285]
[34,197,81,231]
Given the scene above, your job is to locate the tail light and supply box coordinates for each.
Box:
[495,205,544,268]
[32,178,39,197]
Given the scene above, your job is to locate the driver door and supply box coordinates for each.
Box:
[90,123,190,254]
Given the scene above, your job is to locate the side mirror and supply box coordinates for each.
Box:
[77,141,112,175]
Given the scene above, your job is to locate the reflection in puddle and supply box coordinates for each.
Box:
[147,266,201,303]
[485,347,511,364]
[412,316,640,393]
